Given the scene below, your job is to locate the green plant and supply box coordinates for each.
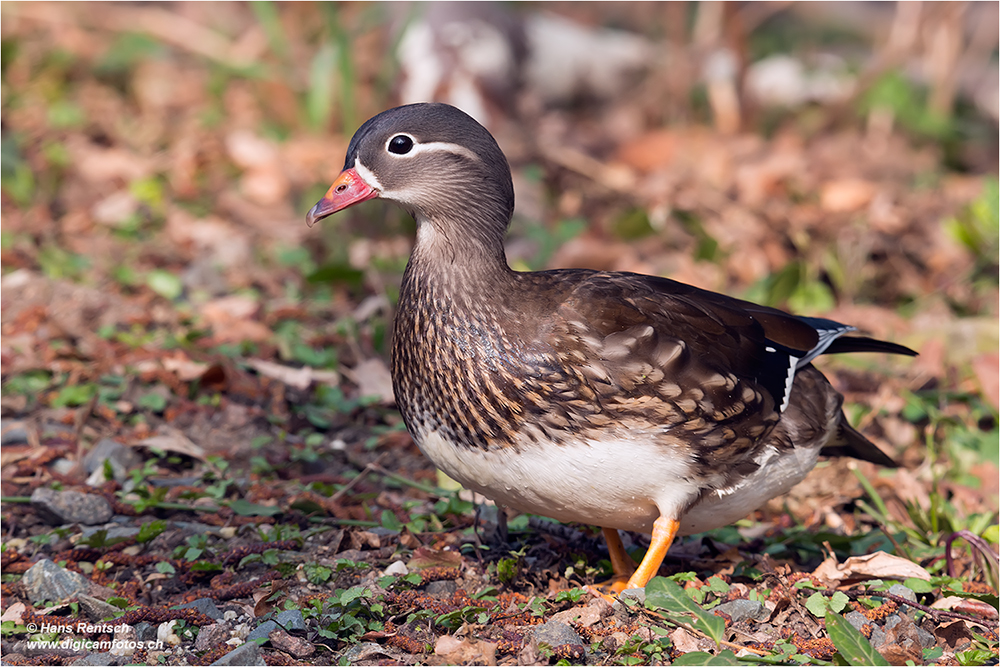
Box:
[316,585,384,643]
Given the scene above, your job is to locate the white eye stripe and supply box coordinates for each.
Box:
[384,137,481,162]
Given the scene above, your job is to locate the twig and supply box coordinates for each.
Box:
[828,588,995,628]
[329,452,388,503]
[73,392,99,457]
[367,463,444,496]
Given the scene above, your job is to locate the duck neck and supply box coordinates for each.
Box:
[403,211,514,297]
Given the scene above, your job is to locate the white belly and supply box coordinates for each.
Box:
[679,444,822,534]
[417,430,823,536]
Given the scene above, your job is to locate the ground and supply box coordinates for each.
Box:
[0,3,998,666]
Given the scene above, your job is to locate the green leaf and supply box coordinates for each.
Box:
[806,591,830,618]
[52,384,97,407]
[380,510,403,532]
[904,578,933,594]
[147,269,183,300]
[228,499,282,517]
[671,650,739,665]
[137,392,168,412]
[137,520,167,544]
[645,577,726,644]
[826,611,889,666]
[829,591,851,613]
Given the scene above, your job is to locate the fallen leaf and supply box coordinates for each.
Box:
[931,597,999,621]
[668,626,703,653]
[812,551,930,585]
[268,628,315,658]
[971,353,999,410]
[616,130,678,173]
[342,358,395,404]
[820,178,876,212]
[134,427,206,461]
[0,602,26,624]
[934,619,976,648]
[434,635,497,666]
[161,354,211,382]
[247,358,339,390]
[407,546,463,571]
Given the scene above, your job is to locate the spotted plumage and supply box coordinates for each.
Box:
[307,103,915,591]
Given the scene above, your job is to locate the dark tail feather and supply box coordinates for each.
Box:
[821,417,899,468]
[826,336,917,357]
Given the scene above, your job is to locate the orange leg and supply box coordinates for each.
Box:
[603,527,637,579]
[623,516,680,590]
[588,517,680,598]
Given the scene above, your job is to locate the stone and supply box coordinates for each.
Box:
[245,620,278,643]
[888,584,918,603]
[529,619,584,648]
[340,642,395,663]
[134,622,158,643]
[423,579,458,597]
[209,641,266,666]
[110,625,136,657]
[31,488,113,526]
[1,423,29,445]
[618,587,645,605]
[77,594,120,623]
[23,559,92,603]
[70,653,128,666]
[713,599,770,623]
[51,458,77,476]
[195,623,233,652]
[550,602,603,628]
[268,627,315,658]
[844,610,872,633]
[82,439,141,484]
[275,609,305,632]
[384,560,408,576]
[175,598,224,621]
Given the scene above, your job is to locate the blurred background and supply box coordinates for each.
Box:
[1,2,997,520]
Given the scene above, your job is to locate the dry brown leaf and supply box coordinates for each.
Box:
[268,627,315,658]
[820,178,876,212]
[246,358,339,390]
[668,627,703,653]
[0,602,26,624]
[135,427,206,461]
[971,353,999,410]
[342,358,395,404]
[407,546,463,571]
[615,130,678,173]
[812,551,931,585]
[934,619,976,648]
[931,597,999,621]
[200,296,272,344]
[161,354,211,382]
[434,635,497,666]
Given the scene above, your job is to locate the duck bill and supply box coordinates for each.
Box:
[306,168,379,227]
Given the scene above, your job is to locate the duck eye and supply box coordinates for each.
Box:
[388,135,414,155]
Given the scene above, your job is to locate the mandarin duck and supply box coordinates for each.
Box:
[307,103,915,592]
